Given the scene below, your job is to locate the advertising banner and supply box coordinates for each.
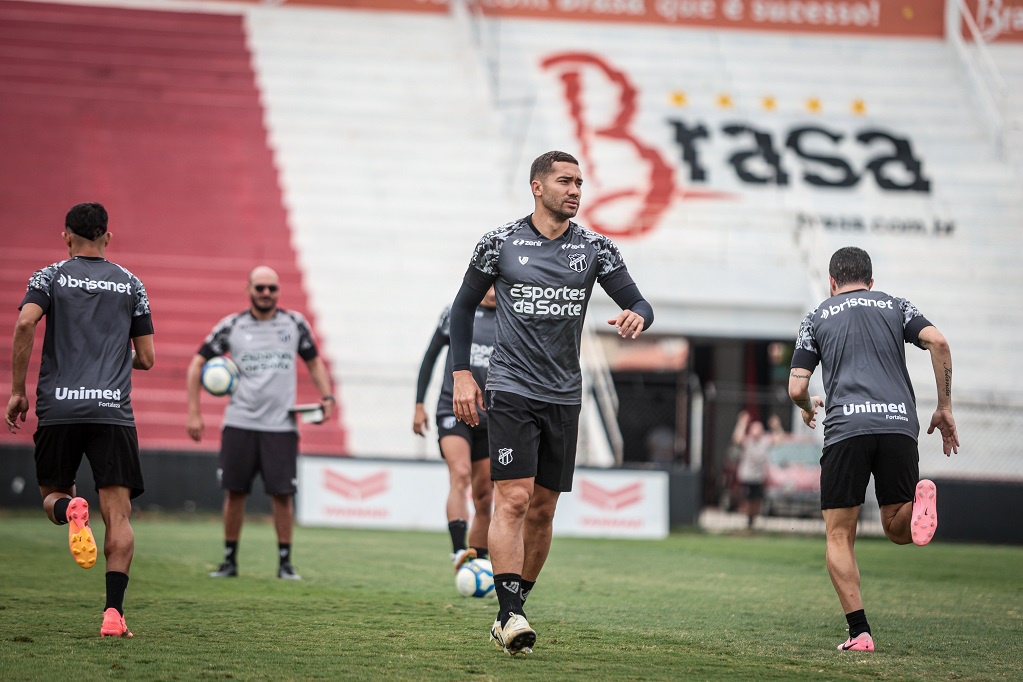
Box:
[468,0,943,37]
[966,0,1023,41]
[297,457,669,539]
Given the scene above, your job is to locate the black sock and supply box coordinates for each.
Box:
[472,546,488,560]
[105,572,130,615]
[846,609,871,638]
[279,543,291,566]
[448,520,468,553]
[53,497,71,525]
[494,573,524,627]
[224,541,238,565]
[520,579,536,604]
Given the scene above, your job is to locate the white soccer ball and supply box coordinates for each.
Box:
[455,558,495,598]
[201,356,240,397]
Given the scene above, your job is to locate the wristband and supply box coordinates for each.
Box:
[322,395,336,403]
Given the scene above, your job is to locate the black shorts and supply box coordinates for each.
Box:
[437,414,489,462]
[820,433,918,509]
[485,390,580,492]
[219,426,299,496]
[742,483,765,502]
[34,424,144,499]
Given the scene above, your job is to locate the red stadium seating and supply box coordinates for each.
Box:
[0,0,347,455]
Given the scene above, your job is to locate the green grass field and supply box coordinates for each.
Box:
[0,510,1020,681]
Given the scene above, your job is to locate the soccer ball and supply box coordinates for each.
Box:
[455,558,495,598]
[201,357,240,396]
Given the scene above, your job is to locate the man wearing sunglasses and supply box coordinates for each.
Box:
[186,266,334,580]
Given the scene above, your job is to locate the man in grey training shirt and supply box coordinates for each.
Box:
[449,151,654,655]
[186,266,334,581]
[5,202,154,638]
[788,246,959,653]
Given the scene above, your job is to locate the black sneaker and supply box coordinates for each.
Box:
[209,561,238,578]
[278,562,302,580]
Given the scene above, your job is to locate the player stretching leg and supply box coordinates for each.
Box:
[789,246,959,652]
[5,203,154,637]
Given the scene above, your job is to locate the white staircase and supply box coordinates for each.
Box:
[246,6,521,457]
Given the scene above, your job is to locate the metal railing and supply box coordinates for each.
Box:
[948,0,1009,158]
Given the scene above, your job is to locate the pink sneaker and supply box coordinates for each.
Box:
[837,632,874,651]
[66,498,97,569]
[911,479,938,546]
[100,608,133,638]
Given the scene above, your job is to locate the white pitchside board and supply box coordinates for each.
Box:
[297,456,669,540]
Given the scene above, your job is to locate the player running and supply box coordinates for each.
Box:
[5,203,154,638]
[789,246,959,652]
[449,151,654,655]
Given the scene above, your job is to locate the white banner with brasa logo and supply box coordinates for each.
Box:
[297,457,669,539]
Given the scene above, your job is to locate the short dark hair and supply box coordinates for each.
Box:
[829,246,872,287]
[65,203,108,241]
[530,150,579,183]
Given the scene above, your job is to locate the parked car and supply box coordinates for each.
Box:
[762,439,822,518]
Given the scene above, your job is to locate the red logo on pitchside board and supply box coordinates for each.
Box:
[578,479,644,512]
[323,469,389,501]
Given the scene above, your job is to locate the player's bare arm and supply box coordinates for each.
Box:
[185,354,206,441]
[788,369,824,429]
[305,356,334,423]
[452,370,484,427]
[131,334,155,370]
[918,325,959,456]
[6,303,43,434]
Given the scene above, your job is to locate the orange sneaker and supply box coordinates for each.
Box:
[66,497,97,569]
[100,608,133,638]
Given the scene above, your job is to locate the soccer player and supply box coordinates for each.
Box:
[186,266,335,580]
[788,246,959,652]
[413,287,497,570]
[5,202,154,638]
[449,151,654,655]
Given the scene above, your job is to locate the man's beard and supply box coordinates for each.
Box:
[542,192,578,221]
[251,296,276,313]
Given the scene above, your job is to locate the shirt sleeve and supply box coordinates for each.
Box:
[897,297,932,348]
[790,309,820,371]
[198,314,237,360]
[450,271,492,371]
[415,322,450,403]
[294,314,320,362]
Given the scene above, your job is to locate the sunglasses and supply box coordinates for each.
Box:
[254,284,279,293]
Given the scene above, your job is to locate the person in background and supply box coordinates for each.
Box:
[730,410,773,528]
[413,287,497,570]
[186,266,334,581]
[6,202,154,638]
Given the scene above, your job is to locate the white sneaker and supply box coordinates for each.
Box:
[451,548,477,572]
[499,613,536,655]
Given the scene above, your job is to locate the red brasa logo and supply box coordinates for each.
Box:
[578,479,644,512]
[323,469,389,501]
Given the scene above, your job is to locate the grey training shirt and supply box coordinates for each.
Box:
[463,216,635,404]
[791,288,932,447]
[21,256,153,427]
[198,309,318,432]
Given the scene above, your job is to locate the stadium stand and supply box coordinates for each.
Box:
[0,0,347,455]
[2,0,1021,484]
